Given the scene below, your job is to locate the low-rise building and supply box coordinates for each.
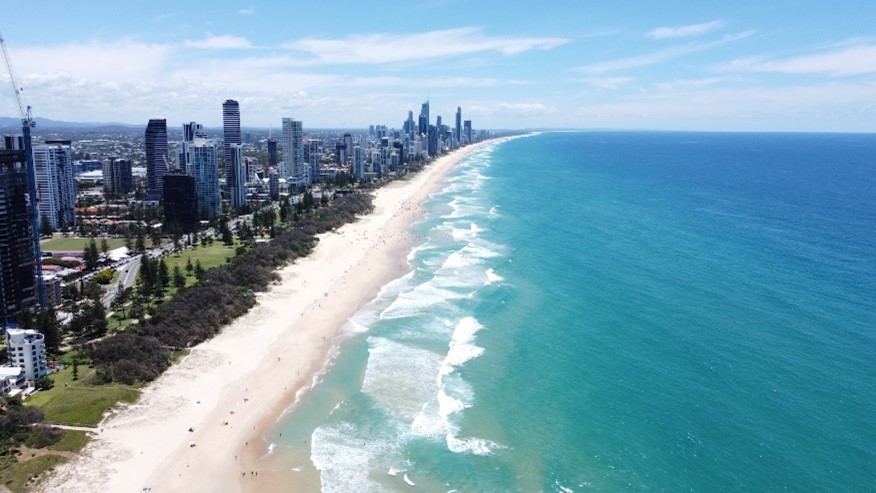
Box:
[6,329,48,382]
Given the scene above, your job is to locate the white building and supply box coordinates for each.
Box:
[6,329,48,382]
[33,140,76,230]
[0,366,25,395]
[352,146,365,181]
[281,117,305,188]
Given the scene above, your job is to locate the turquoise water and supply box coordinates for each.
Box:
[271,132,876,492]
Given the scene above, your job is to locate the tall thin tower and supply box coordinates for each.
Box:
[223,100,241,191]
[145,119,168,201]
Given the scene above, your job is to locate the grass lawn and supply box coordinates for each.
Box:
[47,430,91,453]
[40,237,126,252]
[26,366,139,427]
[163,240,242,292]
[0,455,67,493]
[37,385,139,427]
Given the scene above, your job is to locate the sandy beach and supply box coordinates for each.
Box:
[37,140,493,493]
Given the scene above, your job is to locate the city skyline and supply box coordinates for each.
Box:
[1,1,875,132]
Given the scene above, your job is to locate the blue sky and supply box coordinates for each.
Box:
[1,0,875,131]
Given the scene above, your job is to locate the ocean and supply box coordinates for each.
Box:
[265,132,876,492]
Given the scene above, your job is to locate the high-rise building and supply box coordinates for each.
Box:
[352,145,364,180]
[268,171,279,200]
[281,118,304,188]
[229,143,246,209]
[103,158,133,196]
[187,138,220,219]
[418,99,430,136]
[0,141,36,324]
[305,139,321,185]
[455,107,462,144]
[464,120,472,144]
[145,119,169,200]
[32,140,75,231]
[267,138,278,167]
[223,100,241,192]
[162,173,198,233]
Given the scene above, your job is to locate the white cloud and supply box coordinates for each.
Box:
[238,8,255,15]
[285,27,568,64]
[184,35,253,50]
[577,31,754,74]
[646,21,724,40]
[718,43,876,76]
[578,77,634,90]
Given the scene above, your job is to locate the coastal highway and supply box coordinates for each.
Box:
[101,254,142,308]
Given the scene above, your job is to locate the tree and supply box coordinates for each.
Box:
[34,307,60,355]
[185,257,194,275]
[136,232,146,253]
[101,238,110,257]
[151,228,162,248]
[40,214,53,237]
[157,258,170,296]
[112,286,131,319]
[34,376,54,391]
[194,259,204,279]
[83,239,100,271]
[172,265,186,290]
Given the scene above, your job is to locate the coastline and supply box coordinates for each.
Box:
[37,139,497,493]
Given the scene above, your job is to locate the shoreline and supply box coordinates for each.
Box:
[37,139,497,493]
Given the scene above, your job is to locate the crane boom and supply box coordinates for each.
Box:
[0,32,29,122]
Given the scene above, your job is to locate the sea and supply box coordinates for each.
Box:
[264,132,876,492]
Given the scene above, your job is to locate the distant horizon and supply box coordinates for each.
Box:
[1,1,875,132]
[2,116,875,135]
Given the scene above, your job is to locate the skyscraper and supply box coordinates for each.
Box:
[229,143,246,210]
[418,100,430,136]
[352,145,364,180]
[282,117,304,188]
[163,173,198,233]
[188,138,221,219]
[145,119,168,201]
[32,140,75,231]
[103,158,133,196]
[464,120,472,144]
[0,139,36,324]
[455,107,462,145]
[223,100,241,192]
[267,138,278,167]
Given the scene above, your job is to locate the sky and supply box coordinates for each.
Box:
[1,0,875,131]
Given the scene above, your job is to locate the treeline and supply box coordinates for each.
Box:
[88,193,374,384]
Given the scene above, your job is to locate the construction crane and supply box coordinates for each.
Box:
[1,32,45,312]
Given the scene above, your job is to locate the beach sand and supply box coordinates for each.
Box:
[37,140,493,493]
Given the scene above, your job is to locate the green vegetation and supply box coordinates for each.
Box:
[36,385,138,427]
[47,430,90,453]
[39,237,125,252]
[0,455,68,493]
[26,364,139,427]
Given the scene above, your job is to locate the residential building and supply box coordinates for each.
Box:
[187,138,221,219]
[6,328,48,382]
[352,145,365,180]
[32,140,75,231]
[464,120,472,144]
[229,144,246,209]
[281,118,304,188]
[103,157,133,196]
[163,173,198,233]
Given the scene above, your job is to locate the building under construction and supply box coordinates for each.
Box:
[0,136,37,325]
